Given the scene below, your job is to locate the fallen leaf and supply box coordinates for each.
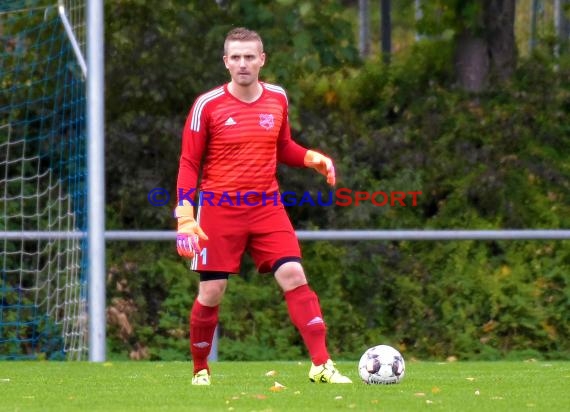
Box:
[270,381,286,392]
[265,370,277,377]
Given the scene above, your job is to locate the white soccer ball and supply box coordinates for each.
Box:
[358,344,405,384]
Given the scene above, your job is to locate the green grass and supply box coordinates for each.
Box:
[1,360,569,411]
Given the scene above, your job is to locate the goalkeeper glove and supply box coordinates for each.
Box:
[174,201,208,258]
[304,150,336,186]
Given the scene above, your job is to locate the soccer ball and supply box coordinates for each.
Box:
[358,344,405,384]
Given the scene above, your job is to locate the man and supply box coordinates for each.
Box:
[175,27,351,386]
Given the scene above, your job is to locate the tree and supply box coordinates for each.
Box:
[418,0,517,92]
[359,0,371,57]
[555,0,570,56]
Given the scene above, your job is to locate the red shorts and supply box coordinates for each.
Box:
[190,194,301,274]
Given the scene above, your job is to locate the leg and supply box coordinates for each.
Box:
[190,273,228,376]
[189,201,246,380]
[274,261,329,365]
[248,204,351,382]
[274,261,352,383]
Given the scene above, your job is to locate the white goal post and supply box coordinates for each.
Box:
[85,0,106,363]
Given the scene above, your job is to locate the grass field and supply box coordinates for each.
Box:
[1,360,569,411]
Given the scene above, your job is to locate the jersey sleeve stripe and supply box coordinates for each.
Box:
[263,83,288,106]
[190,87,225,132]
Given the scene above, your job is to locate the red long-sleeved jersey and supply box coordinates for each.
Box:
[177,82,307,201]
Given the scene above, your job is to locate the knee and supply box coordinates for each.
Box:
[198,279,227,306]
[274,261,308,292]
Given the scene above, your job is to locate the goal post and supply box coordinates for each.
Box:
[86,0,106,363]
[0,0,105,361]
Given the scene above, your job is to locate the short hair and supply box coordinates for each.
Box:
[224,27,264,55]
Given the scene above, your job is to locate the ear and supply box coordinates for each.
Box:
[259,52,266,67]
[223,55,229,69]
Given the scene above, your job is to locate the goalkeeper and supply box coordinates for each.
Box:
[175,27,351,386]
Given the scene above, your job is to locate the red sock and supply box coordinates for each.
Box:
[189,299,219,374]
[284,284,329,365]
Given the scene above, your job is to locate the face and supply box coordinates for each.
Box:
[223,40,265,87]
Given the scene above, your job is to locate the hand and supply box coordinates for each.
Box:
[304,150,336,186]
[176,217,208,258]
[175,202,208,258]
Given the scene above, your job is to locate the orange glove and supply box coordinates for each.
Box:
[174,201,208,258]
[304,150,336,186]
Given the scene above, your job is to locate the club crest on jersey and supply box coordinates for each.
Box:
[259,114,274,130]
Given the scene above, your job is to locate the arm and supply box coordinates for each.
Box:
[276,102,336,186]
[175,104,209,258]
[276,126,307,167]
[176,107,207,206]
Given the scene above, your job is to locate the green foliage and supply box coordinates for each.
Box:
[106,242,196,360]
[226,0,359,79]
[416,0,484,37]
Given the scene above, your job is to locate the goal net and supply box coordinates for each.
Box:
[0,0,88,360]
